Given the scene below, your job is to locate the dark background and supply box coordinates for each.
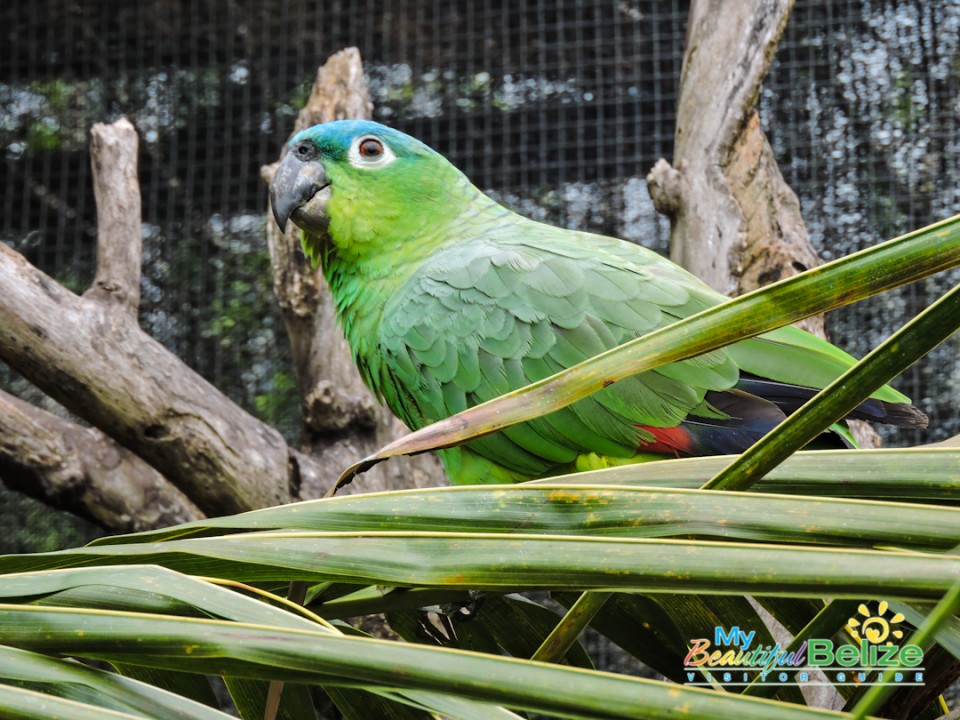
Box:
[2,1,958,550]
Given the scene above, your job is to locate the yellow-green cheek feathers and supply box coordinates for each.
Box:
[300,229,322,268]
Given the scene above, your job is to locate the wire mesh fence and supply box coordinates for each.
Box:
[1,0,958,552]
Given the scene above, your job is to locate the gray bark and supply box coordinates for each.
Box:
[85,120,144,315]
[261,48,444,498]
[0,389,201,531]
[0,119,317,521]
[647,0,817,311]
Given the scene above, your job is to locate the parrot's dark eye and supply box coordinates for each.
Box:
[358,137,384,159]
[349,134,396,168]
[295,142,313,159]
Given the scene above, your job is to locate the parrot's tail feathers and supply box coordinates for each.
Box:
[679,423,768,456]
[862,400,928,428]
[636,379,928,459]
[636,391,786,457]
[702,389,786,432]
[636,422,773,457]
[681,390,785,456]
[634,425,696,456]
[735,374,928,429]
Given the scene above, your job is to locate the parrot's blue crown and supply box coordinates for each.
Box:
[289,120,437,161]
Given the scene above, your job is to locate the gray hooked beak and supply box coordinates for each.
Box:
[270,151,331,234]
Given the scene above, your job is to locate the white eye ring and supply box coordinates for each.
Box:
[348,135,397,169]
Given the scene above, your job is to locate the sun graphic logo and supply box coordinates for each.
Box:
[846,601,906,645]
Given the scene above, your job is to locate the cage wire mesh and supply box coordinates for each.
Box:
[2,0,960,703]
[1,2,958,547]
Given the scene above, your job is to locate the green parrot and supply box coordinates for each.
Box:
[270,120,926,485]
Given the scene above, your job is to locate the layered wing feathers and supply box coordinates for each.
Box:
[377,221,742,479]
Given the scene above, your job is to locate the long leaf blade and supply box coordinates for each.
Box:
[537,448,960,500]
[1,534,957,599]
[82,484,960,551]
[0,645,234,719]
[0,605,877,720]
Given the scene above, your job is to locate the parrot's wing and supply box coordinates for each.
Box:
[376,225,775,481]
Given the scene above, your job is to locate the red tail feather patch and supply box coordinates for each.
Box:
[637,425,693,457]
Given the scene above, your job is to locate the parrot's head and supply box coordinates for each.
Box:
[270,120,474,266]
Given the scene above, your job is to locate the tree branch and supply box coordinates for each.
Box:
[0,118,323,517]
[0,390,202,531]
[0,241,298,515]
[648,0,819,312]
[85,119,143,315]
[262,48,444,497]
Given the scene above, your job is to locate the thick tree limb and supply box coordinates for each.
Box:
[262,48,443,496]
[0,390,202,531]
[648,0,879,448]
[0,237,291,517]
[647,0,820,318]
[0,118,315,518]
[85,120,143,315]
